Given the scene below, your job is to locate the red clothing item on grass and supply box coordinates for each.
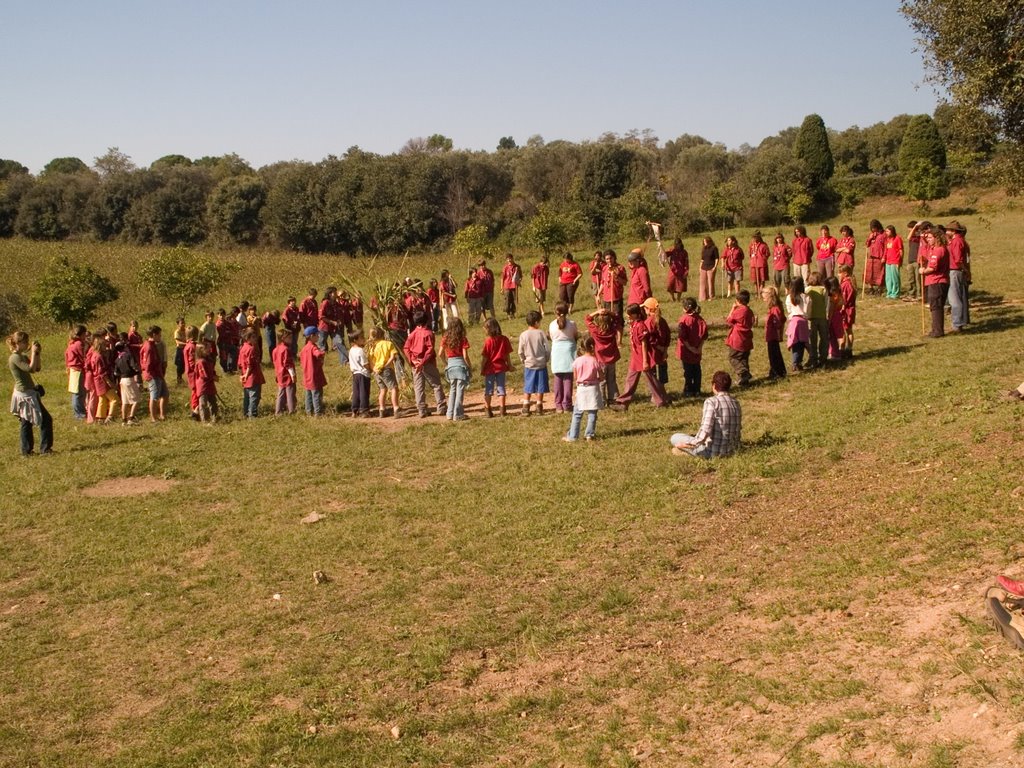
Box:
[196,355,217,397]
[947,233,969,271]
[791,235,813,266]
[600,264,627,302]
[923,245,950,286]
[816,236,838,262]
[885,235,904,265]
[723,246,744,272]
[772,244,792,271]
[299,296,319,328]
[65,338,85,370]
[627,318,656,372]
[501,263,521,291]
[628,259,652,305]
[558,260,583,285]
[765,305,784,343]
[531,262,549,292]
[836,236,856,267]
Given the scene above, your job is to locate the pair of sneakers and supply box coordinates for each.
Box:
[987,576,1024,651]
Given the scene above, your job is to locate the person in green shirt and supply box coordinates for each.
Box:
[7,331,53,456]
[805,273,829,368]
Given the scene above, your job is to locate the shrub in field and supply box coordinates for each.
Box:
[520,206,583,256]
[794,113,835,187]
[15,173,97,240]
[137,245,237,313]
[30,255,119,327]
[452,223,491,262]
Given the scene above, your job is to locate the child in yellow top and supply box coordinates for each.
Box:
[367,327,401,418]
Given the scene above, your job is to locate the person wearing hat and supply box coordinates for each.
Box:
[945,220,971,331]
[627,248,652,306]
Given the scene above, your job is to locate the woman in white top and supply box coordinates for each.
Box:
[548,302,578,413]
[784,276,810,371]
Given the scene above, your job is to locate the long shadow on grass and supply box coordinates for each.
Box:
[853,344,920,361]
[65,433,157,453]
[963,292,1024,333]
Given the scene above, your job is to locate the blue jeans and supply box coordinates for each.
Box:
[566,408,597,440]
[70,377,86,419]
[242,385,262,417]
[948,270,969,329]
[318,331,349,365]
[447,378,466,419]
[264,327,277,354]
[304,388,324,416]
[670,433,711,459]
[20,401,53,455]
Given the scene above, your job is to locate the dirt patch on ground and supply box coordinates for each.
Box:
[81,476,178,498]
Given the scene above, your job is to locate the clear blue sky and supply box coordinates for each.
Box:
[3,0,942,173]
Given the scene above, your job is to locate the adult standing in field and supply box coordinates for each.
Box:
[699,236,720,302]
[600,249,627,318]
[791,226,814,283]
[816,225,838,280]
[531,255,550,316]
[748,231,769,295]
[404,310,447,417]
[501,253,522,319]
[919,225,950,338]
[722,236,744,298]
[883,225,904,299]
[476,260,496,320]
[945,220,971,331]
[669,370,741,459]
[8,331,53,456]
[557,252,583,313]
[771,233,792,290]
[626,248,652,306]
[665,238,689,302]
[864,220,886,295]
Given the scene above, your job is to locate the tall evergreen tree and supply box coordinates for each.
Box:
[898,114,949,203]
[793,114,834,185]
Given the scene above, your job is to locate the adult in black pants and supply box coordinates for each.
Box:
[919,227,950,337]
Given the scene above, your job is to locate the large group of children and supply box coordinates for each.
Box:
[6,217,971,454]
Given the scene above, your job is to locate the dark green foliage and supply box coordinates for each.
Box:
[0,159,29,181]
[903,0,1024,145]
[0,174,34,237]
[15,173,96,240]
[151,154,192,169]
[899,114,950,202]
[520,205,583,255]
[29,255,119,326]
[87,170,160,241]
[611,186,669,241]
[124,166,213,245]
[41,157,90,176]
[794,114,834,186]
[92,147,135,177]
[497,137,517,151]
[206,175,266,245]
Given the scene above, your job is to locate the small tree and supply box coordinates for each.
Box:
[521,206,583,256]
[137,245,236,313]
[30,255,119,327]
[452,223,491,265]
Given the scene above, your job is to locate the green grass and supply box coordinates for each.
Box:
[2,191,1024,766]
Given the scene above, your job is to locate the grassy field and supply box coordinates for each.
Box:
[2,192,1024,767]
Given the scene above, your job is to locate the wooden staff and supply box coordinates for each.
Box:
[920,270,927,335]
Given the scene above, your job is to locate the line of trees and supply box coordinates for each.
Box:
[0,105,1005,255]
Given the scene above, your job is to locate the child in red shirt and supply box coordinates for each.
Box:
[194,342,219,423]
[272,328,296,415]
[613,303,668,410]
[238,327,265,418]
[65,325,88,419]
[748,232,769,294]
[300,326,327,416]
[725,290,754,386]
[140,325,168,422]
[403,310,447,417]
[761,287,787,379]
[824,277,845,362]
[677,298,708,397]
[585,308,622,404]
[480,318,513,417]
[838,264,858,358]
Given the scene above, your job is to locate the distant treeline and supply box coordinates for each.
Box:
[0,104,1005,254]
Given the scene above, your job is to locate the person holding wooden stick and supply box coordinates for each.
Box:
[919,225,950,338]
